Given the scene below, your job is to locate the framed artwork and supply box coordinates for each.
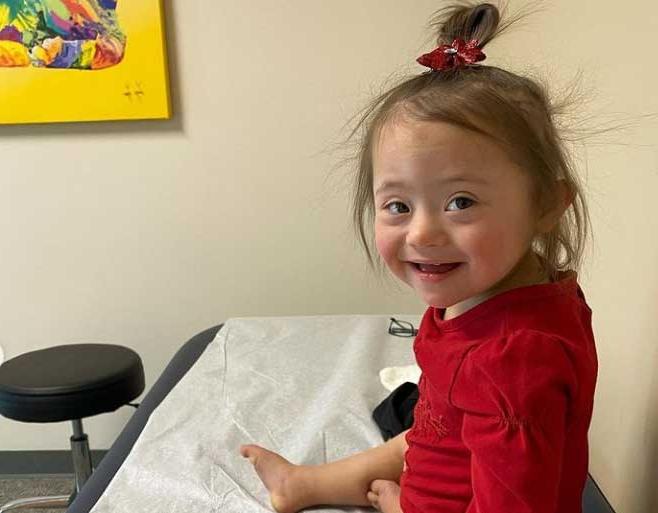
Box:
[0,0,170,124]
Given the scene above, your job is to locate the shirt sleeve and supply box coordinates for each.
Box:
[448,329,578,513]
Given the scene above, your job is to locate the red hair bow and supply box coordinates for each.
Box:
[417,38,486,71]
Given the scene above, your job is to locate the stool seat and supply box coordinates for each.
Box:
[0,344,145,423]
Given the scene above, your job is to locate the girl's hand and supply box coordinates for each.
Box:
[367,479,402,513]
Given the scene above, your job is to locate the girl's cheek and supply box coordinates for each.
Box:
[374,227,397,263]
[460,221,501,252]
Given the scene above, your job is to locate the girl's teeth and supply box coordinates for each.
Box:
[418,263,460,273]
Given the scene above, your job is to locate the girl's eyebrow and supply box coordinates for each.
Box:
[374,181,405,195]
[375,175,488,195]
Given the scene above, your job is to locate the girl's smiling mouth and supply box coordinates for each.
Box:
[409,262,463,280]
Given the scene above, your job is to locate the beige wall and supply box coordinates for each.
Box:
[0,1,656,512]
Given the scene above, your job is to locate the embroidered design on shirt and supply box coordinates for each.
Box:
[412,392,450,442]
[428,412,450,438]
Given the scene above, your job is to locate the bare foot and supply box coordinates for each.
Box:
[367,479,402,513]
[239,444,312,513]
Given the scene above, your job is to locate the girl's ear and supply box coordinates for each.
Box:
[536,179,573,234]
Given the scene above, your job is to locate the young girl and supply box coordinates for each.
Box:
[240,3,598,513]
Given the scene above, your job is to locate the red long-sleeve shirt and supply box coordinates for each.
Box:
[399,270,598,513]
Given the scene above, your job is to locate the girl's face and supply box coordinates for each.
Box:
[373,119,546,315]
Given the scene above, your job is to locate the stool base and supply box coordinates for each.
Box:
[0,494,71,512]
[0,419,93,512]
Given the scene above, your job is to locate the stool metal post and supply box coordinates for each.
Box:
[70,418,93,492]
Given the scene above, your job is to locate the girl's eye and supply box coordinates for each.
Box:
[446,196,475,212]
[384,201,410,215]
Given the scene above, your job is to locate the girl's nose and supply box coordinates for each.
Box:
[406,213,448,248]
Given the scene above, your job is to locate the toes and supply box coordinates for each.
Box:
[239,444,259,464]
[366,491,379,510]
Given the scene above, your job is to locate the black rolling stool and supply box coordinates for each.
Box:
[0,344,145,512]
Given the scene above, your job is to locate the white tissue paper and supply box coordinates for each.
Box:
[378,364,422,392]
[89,314,420,513]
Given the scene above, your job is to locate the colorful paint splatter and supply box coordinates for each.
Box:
[0,0,125,69]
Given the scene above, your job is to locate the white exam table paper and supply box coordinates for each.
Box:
[89,314,419,513]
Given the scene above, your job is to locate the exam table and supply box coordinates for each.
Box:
[63,318,616,513]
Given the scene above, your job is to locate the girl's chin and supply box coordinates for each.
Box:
[417,292,466,310]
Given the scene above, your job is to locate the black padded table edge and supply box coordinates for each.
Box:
[66,324,222,513]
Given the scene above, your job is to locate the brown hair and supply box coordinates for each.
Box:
[348,1,592,283]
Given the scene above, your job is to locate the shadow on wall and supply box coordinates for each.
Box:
[0,0,183,137]
[642,311,658,513]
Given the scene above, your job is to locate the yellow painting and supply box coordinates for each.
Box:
[0,0,170,124]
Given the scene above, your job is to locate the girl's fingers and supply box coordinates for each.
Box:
[370,479,386,492]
